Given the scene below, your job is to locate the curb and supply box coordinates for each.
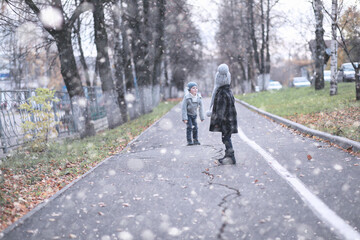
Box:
[236,99,360,152]
[0,107,171,238]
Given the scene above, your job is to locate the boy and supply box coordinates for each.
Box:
[207,64,238,164]
[182,82,205,145]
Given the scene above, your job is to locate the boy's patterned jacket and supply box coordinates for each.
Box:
[181,93,205,121]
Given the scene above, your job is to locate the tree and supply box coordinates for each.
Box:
[15,0,96,137]
[165,0,202,92]
[337,5,360,100]
[216,0,277,93]
[151,0,166,105]
[73,5,91,87]
[124,0,152,115]
[111,0,128,124]
[312,0,325,90]
[91,0,123,129]
[329,0,338,96]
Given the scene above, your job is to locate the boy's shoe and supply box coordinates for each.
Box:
[193,139,201,145]
[187,141,194,146]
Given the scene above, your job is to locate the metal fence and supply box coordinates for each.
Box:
[0,87,106,154]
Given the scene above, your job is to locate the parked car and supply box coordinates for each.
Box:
[337,62,359,82]
[267,81,282,90]
[324,70,331,82]
[292,77,311,88]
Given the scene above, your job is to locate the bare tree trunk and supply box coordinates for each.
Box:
[92,0,122,129]
[313,0,325,90]
[118,0,134,91]
[247,0,260,74]
[336,19,360,100]
[330,0,338,96]
[164,54,171,99]
[126,0,152,114]
[151,0,166,105]
[265,0,271,74]
[24,0,95,138]
[356,67,360,100]
[112,1,128,124]
[76,17,91,87]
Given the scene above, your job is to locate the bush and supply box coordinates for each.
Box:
[19,88,60,152]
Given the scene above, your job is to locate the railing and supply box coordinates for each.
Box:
[0,87,106,154]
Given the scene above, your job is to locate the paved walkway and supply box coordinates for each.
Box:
[1,99,359,240]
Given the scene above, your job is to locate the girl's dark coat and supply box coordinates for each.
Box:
[209,85,238,134]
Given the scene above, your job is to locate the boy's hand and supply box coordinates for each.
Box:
[183,120,188,124]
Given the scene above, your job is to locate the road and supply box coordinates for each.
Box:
[1,98,360,240]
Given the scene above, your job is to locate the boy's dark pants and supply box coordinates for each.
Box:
[186,114,198,143]
[222,131,234,157]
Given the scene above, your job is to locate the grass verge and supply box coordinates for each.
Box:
[0,99,180,232]
[235,82,360,142]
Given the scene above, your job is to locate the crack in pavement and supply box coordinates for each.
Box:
[202,169,242,240]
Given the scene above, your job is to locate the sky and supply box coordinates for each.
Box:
[187,0,360,59]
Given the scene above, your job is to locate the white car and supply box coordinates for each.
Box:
[324,70,331,82]
[267,81,282,90]
[292,77,311,87]
[338,62,359,82]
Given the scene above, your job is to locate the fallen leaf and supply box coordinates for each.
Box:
[69,234,77,239]
[307,155,312,160]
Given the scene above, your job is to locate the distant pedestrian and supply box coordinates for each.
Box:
[182,82,205,145]
[207,64,238,164]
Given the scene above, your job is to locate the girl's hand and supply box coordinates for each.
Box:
[183,120,188,124]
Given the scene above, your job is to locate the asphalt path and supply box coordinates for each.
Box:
[1,98,360,240]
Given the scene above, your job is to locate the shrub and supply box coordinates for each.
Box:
[19,88,60,152]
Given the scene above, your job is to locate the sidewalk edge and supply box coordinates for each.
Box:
[0,104,174,238]
[236,99,360,152]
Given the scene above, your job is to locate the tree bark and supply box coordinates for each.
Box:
[120,0,134,91]
[313,0,325,90]
[112,1,128,124]
[75,17,91,87]
[126,0,152,114]
[330,0,338,96]
[24,0,95,138]
[247,0,260,74]
[92,0,122,129]
[265,0,271,74]
[151,0,166,104]
[356,67,360,100]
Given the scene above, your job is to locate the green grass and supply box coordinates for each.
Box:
[235,82,359,117]
[235,82,360,143]
[1,100,179,175]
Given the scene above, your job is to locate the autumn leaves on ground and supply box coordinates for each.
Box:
[237,82,360,143]
[1,82,359,232]
[0,101,179,232]
[288,106,360,143]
